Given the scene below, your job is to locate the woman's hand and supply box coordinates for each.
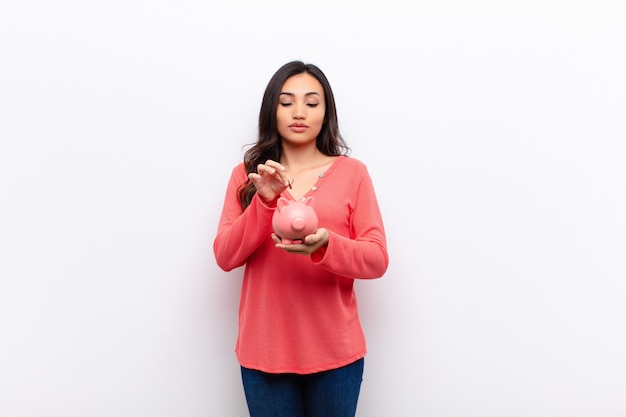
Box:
[248,160,290,203]
[272,228,329,256]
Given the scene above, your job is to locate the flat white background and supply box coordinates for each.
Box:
[1,1,625,416]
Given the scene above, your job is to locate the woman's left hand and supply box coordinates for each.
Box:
[272,228,329,255]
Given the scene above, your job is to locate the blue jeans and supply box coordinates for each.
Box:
[241,358,364,417]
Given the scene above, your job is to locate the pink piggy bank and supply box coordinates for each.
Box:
[272,197,319,244]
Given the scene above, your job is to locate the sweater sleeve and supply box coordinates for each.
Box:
[213,165,276,272]
[310,165,389,279]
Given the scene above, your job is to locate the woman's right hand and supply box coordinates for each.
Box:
[247,160,290,203]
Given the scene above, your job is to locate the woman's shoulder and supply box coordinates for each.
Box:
[232,162,246,173]
[334,155,368,172]
[228,162,249,184]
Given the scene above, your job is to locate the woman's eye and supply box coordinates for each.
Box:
[306,103,319,108]
[280,102,293,107]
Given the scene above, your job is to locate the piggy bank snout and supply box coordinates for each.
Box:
[291,216,306,232]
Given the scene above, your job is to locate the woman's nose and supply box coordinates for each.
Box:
[293,104,305,119]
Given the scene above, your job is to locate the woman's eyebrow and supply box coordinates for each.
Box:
[279,92,321,97]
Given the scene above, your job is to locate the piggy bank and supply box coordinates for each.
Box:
[272,197,319,244]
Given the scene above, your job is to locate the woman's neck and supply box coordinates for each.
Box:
[280,144,326,171]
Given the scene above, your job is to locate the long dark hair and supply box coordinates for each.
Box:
[237,61,350,209]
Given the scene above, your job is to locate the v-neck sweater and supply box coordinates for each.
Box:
[214,156,388,374]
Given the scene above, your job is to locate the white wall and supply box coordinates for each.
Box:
[1,1,625,416]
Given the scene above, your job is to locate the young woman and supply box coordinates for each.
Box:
[213,61,388,417]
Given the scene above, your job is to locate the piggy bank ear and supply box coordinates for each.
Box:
[276,197,290,211]
[303,196,315,207]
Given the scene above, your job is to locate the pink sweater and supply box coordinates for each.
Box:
[213,156,388,374]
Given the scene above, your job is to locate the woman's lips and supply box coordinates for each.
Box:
[289,124,308,133]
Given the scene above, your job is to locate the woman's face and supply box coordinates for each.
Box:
[276,72,326,146]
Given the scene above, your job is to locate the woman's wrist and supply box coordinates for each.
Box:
[258,193,278,207]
